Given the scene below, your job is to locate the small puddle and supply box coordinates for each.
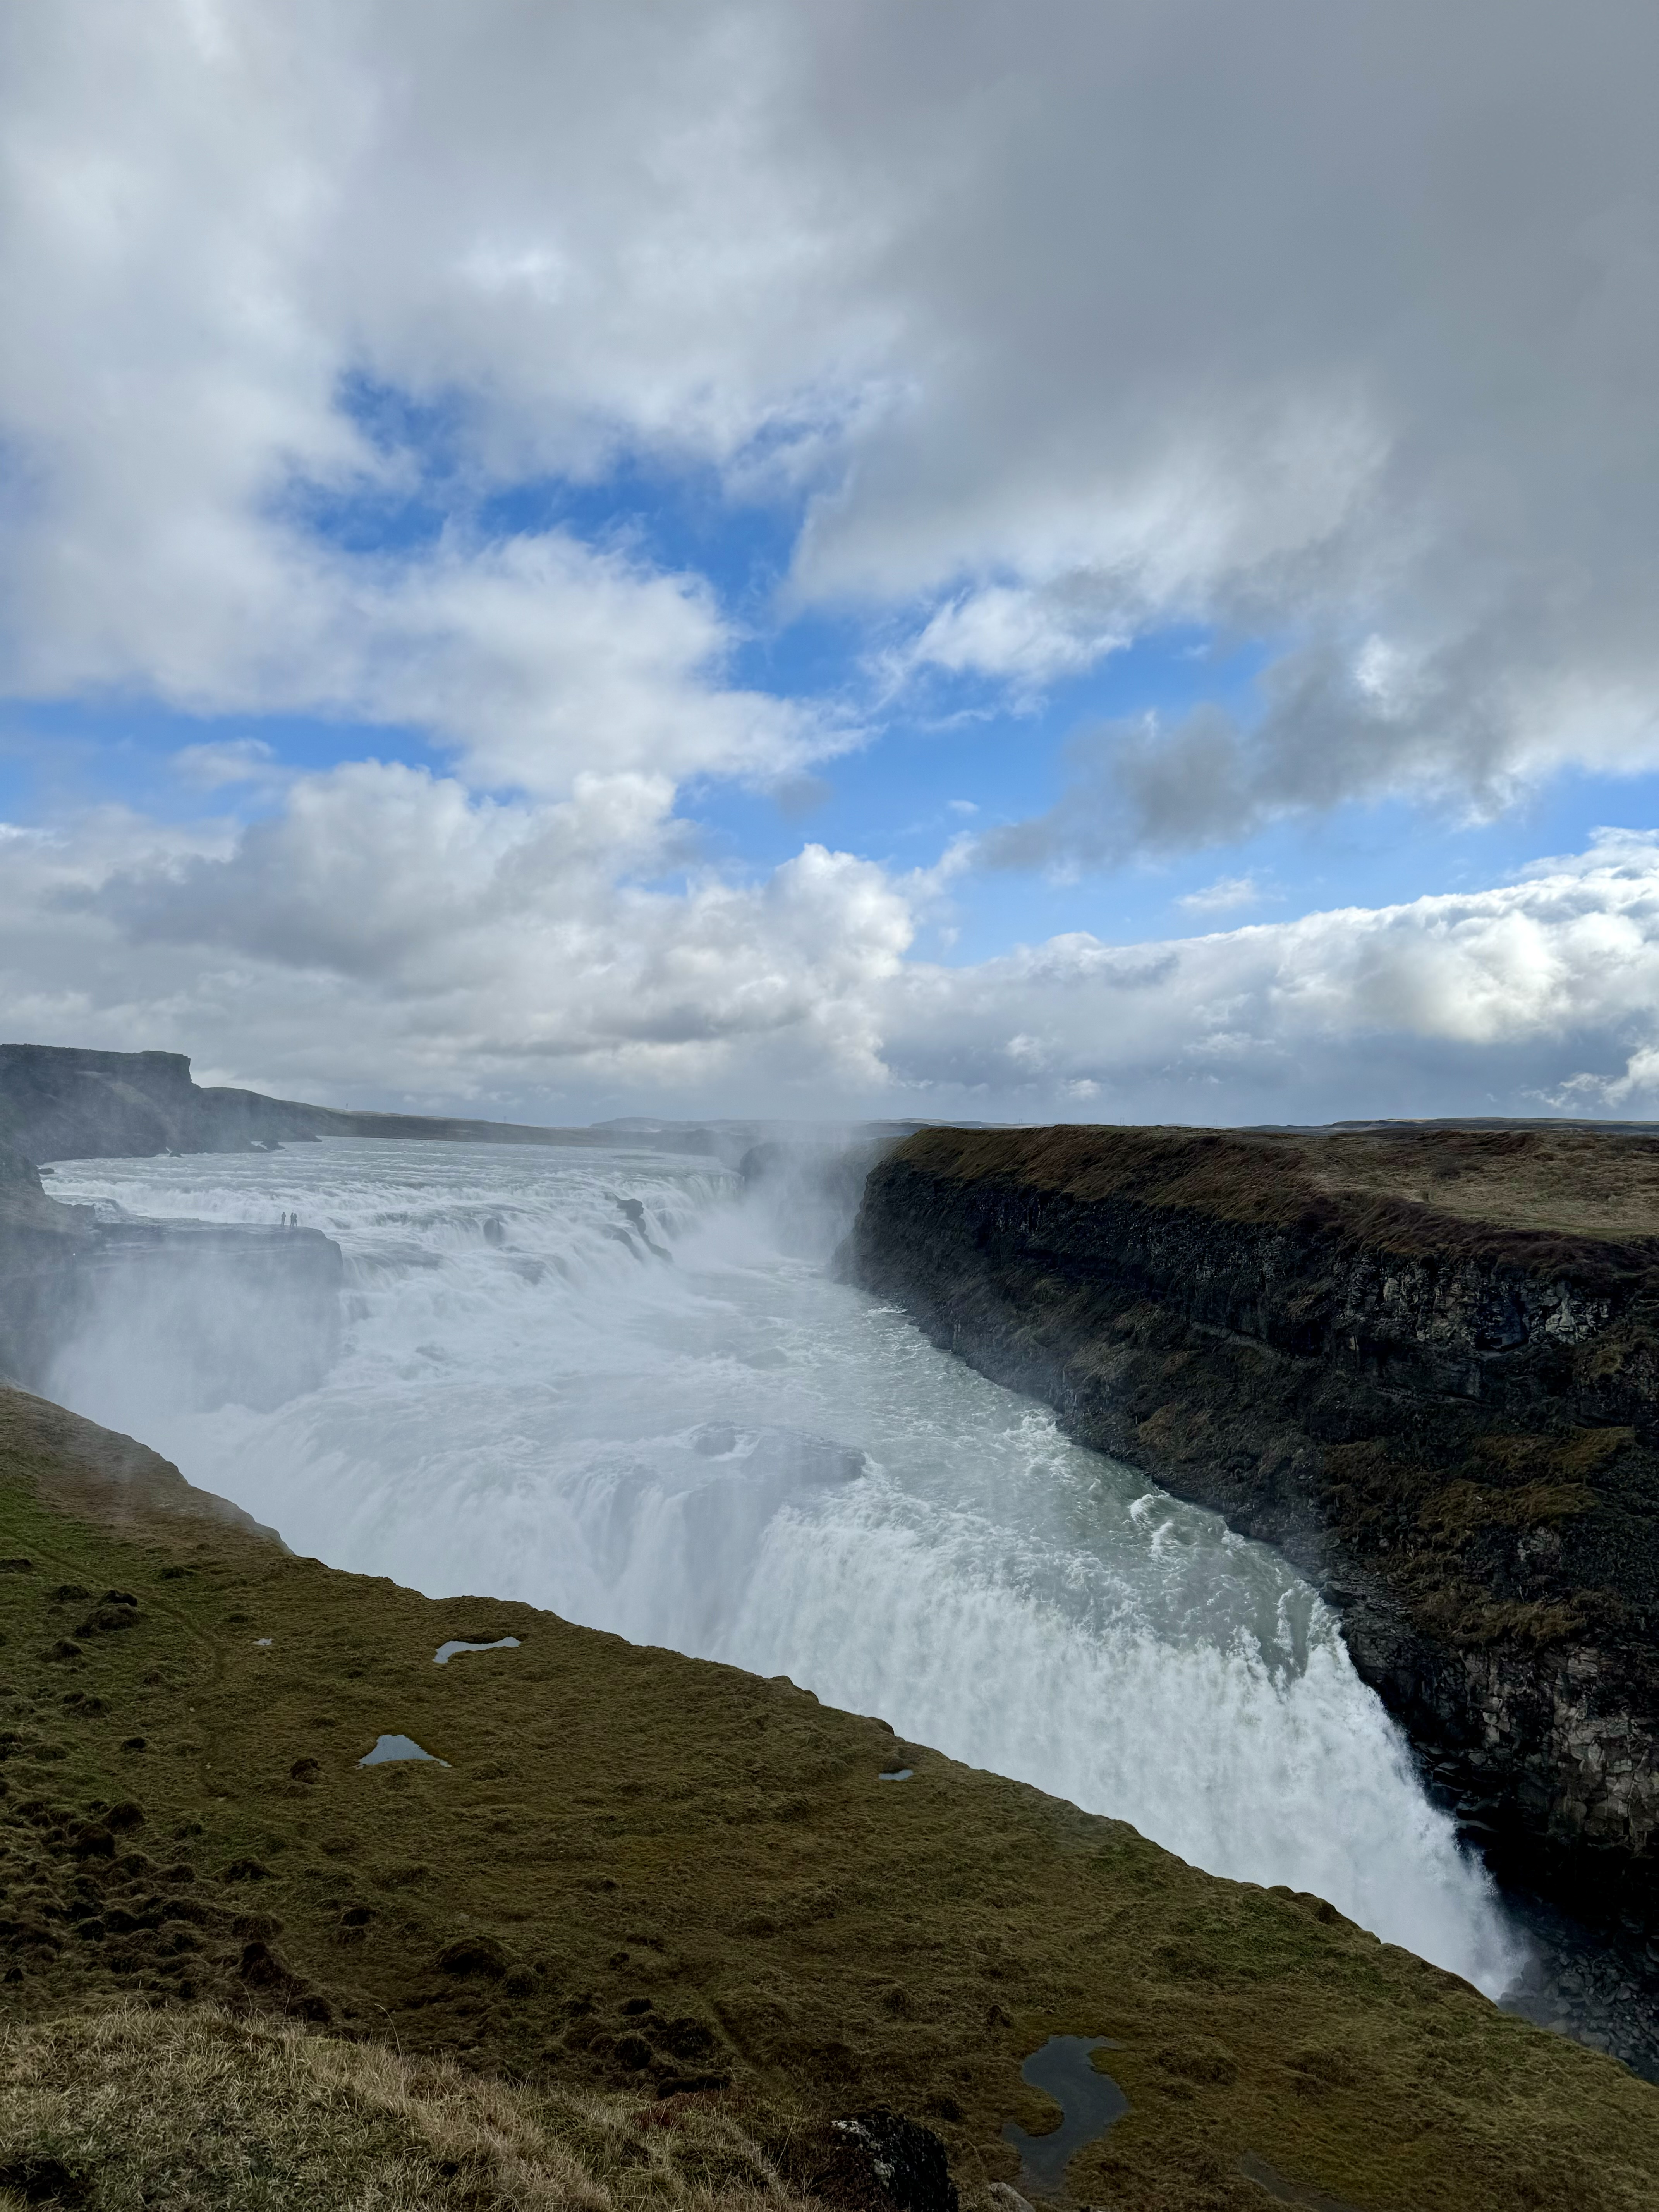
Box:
[1003,2035,1128,2198]
[358,1734,448,1767]
[433,1636,520,1666]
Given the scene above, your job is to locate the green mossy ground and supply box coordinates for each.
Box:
[3,1388,1659,2210]
[892,1122,1659,1271]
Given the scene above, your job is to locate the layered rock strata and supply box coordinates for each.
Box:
[843,1125,1659,1917]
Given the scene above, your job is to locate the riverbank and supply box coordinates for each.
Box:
[3,1383,1658,2209]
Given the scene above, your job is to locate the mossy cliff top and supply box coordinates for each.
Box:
[2,1389,1658,2209]
[893,1123,1659,1276]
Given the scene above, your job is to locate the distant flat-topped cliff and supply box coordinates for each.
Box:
[0,1041,734,1163]
[844,1123,1659,1917]
[0,1040,923,1169]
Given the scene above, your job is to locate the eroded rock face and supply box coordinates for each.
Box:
[843,1125,1659,1915]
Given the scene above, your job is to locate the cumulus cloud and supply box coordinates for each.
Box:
[5,4,1659,1123]
[0,2,855,792]
[17,764,917,1104]
[5,775,1659,1124]
[791,1,1659,833]
[6,1,1659,835]
[876,834,1659,1122]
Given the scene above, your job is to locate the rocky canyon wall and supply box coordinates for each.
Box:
[843,1123,1659,1919]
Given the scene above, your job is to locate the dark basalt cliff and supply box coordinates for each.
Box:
[844,1124,1659,1918]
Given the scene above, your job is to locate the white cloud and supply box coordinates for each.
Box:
[3,2,1659,836]
[170,738,283,792]
[0,2,861,794]
[5,5,1659,1124]
[903,586,1128,689]
[5,777,1659,1125]
[1177,874,1266,915]
[876,837,1659,1119]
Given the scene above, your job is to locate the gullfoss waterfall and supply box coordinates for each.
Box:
[45,1138,1520,1995]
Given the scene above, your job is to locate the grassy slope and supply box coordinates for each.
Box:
[3,1388,1658,2211]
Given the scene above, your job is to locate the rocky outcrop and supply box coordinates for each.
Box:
[843,1124,1659,1920]
[0,1044,327,1161]
[0,1136,342,1408]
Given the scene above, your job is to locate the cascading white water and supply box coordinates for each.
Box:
[45,1137,1522,1994]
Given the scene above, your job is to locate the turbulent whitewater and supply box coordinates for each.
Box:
[45,1137,1520,1992]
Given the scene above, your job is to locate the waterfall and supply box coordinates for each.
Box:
[46,1135,1521,1995]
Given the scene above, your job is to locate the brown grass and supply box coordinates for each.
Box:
[0,2003,810,2212]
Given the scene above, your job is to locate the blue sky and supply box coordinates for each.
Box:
[3,2,1659,1123]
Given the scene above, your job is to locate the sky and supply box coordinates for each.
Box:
[5,0,1659,1125]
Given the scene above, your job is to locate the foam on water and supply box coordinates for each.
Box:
[46,1137,1522,1992]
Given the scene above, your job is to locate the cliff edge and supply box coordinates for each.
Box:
[844,1123,1659,1916]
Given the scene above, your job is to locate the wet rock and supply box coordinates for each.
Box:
[796,2109,958,2212]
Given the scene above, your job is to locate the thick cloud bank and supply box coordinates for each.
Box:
[4,4,1659,1116]
[6,781,1659,1123]
[5,2,1659,818]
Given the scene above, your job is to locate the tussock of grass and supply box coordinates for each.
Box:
[0,2003,809,2212]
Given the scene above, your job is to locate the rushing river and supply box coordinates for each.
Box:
[45,1136,1521,1995]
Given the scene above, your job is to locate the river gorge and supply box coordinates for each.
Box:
[31,1137,1529,1997]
